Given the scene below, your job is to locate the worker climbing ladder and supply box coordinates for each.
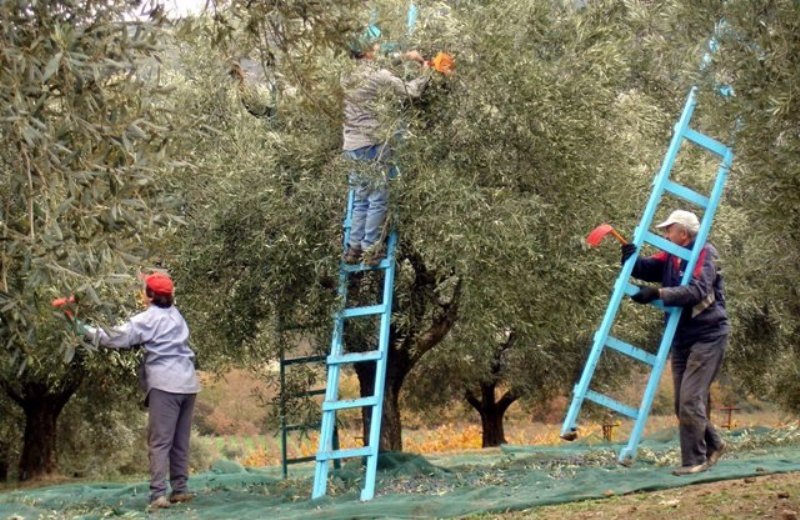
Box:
[312,189,398,501]
[560,86,734,465]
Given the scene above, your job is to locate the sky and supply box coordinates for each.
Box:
[125,0,210,20]
[163,0,210,17]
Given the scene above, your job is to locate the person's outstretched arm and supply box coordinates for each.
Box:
[377,65,429,99]
[84,318,144,349]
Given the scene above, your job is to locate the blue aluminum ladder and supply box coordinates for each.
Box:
[312,189,398,501]
[560,87,735,465]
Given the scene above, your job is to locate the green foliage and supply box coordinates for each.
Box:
[399,0,684,411]
[175,0,696,440]
[0,0,191,476]
[0,0,185,375]
[641,0,800,413]
[56,389,148,478]
[2,0,798,477]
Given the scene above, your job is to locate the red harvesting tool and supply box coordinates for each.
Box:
[52,295,77,319]
[586,223,628,247]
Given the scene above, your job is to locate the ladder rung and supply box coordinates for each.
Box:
[284,422,321,432]
[363,258,392,270]
[316,446,373,461]
[322,396,378,411]
[341,304,386,318]
[282,354,327,366]
[683,127,730,157]
[606,336,657,366]
[295,388,327,398]
[286,455,317,465]
[342,259,392,272]
[585,390,639,420]
[643,231,691,261]
[328,350,383,365]
[664,180,709,209]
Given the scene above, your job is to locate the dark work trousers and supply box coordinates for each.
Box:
[148,389,196,500]
[671,335,727,467]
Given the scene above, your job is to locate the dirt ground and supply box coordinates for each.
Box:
[489,471,800,519]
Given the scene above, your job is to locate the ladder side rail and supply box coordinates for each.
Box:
[312,346,340,498]
[561,88,700,438]
[359,231,398,501]
[684,149,734,280]
[630,88,699,249]
[313,191,356,498]
[561,259,635,435]
[620,145,733,463]
[619,306,682,462]
[343,189,355,248]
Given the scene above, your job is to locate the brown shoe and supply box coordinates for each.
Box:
[672,463,708,476]
[363,244,386,267]
[706,441,727,468]
[169,491,195,504]
[148,495,171,510]
[343,247,362,264]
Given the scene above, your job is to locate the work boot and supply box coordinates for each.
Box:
[671,463,708,476]
[343,247,362,264]
[148,495,171,510]
[705,441,727,468]
[169,491,195,504]
[363,244,386,267]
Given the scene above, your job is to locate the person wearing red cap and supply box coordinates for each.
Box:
[83,272,200,510]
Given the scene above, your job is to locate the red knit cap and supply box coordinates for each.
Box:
[144,272,174,296]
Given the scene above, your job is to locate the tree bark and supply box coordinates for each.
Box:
[18,392,64,480]
[2,363,84,481]
[353,344,411,452]
[479,408,506,447]
[0,441,8,481]
[466,383,518,448]
[351,250,462,453]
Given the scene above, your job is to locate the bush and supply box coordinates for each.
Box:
[189,429,217,473]
[57,392,148,478]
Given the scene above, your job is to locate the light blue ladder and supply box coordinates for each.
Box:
[312,189,398,501]
[560,87,735,465]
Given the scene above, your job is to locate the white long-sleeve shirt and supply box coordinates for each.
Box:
[86,305,200,395]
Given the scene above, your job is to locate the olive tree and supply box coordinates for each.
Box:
[0,0,186,479]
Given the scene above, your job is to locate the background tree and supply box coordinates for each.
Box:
[697,0,800,413]
[0,0,186,479]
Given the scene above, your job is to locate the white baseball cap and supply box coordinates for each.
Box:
[655,210,700,234]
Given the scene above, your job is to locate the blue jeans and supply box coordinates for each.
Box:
[344,144,396,250]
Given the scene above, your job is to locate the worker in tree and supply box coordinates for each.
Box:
[341,27,430,266]
[80,272,200,510]
[622,210,729,476]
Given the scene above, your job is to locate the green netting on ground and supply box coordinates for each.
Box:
[2,427,799,519]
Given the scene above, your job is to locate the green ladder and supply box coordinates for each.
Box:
[278,348,339,478]
[560,87,734,464]
[312,190,398,501]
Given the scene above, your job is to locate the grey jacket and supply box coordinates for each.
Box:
[342,62,429,151]
[86,305,200,395]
